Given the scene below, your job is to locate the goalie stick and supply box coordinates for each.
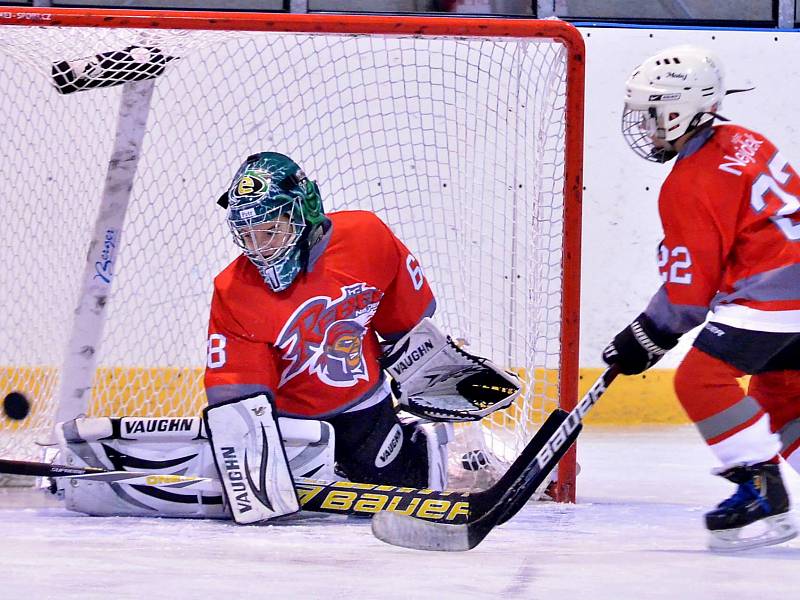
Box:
[371,366,620,551]
[0,458,217,490]
[0,408,570,523]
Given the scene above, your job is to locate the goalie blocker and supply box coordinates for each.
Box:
[381,318,521,421]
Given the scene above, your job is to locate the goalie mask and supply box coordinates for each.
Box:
[219,152,326,292]
[622,45,725,163]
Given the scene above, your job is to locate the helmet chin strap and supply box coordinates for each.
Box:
[650,144,678,163]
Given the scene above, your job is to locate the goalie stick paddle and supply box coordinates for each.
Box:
[371,366,620,551]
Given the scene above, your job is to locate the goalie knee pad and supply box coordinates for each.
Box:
[204,394,299,524]
[331,399,414,486]
[331,399,453,490]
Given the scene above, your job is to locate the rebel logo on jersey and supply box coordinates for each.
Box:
[322,320,367,381]
[276,283,383,388]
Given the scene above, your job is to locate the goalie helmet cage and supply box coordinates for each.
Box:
[0,9,584,501]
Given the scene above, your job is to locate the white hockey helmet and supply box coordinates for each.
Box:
[622,45,724,162]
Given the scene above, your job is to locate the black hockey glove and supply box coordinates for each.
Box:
[602,313,680,375]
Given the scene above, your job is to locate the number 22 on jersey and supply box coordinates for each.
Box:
[658,243,692,284]
[751,152,800,241]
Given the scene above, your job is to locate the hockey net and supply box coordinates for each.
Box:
[0,9,584,500]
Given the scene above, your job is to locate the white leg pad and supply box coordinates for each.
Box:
[47,414,336,518]
[51,422,225,519]
[205,395,299,524]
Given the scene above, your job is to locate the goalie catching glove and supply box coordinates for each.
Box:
[381,318,521,422]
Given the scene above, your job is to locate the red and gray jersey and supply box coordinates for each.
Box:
[204,210,436,418]
[645,124,800,334]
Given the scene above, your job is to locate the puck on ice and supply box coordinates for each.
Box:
[3,391,31,420]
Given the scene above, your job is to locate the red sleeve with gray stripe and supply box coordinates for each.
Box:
[204,275,280,406]
[645,124,800,334]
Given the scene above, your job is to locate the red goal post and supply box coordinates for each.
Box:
[0,8,584,501]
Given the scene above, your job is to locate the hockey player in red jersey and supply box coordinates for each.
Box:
[603,45,800,551]
[202,152,520,524]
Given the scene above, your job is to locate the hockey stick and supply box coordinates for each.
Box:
[0,458,218,490]
[0,408,571,523]
[370,366,620,551]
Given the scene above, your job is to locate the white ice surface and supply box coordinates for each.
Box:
[2,427,799,600]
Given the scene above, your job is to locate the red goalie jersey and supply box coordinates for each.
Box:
[204,210,436,418]
[645,124,800,334]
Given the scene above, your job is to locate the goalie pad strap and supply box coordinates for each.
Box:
[203,394,300,524]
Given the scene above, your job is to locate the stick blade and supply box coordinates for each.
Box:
[371,511,472,551]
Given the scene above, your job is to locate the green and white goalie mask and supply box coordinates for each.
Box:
[221,152,325,292]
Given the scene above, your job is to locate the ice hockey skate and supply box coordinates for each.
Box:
[706,462,798,552]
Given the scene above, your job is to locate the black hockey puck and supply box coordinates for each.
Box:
[461,449,489,471]
[3,391,31,420]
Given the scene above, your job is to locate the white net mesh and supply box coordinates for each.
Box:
[0,19,574,492]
